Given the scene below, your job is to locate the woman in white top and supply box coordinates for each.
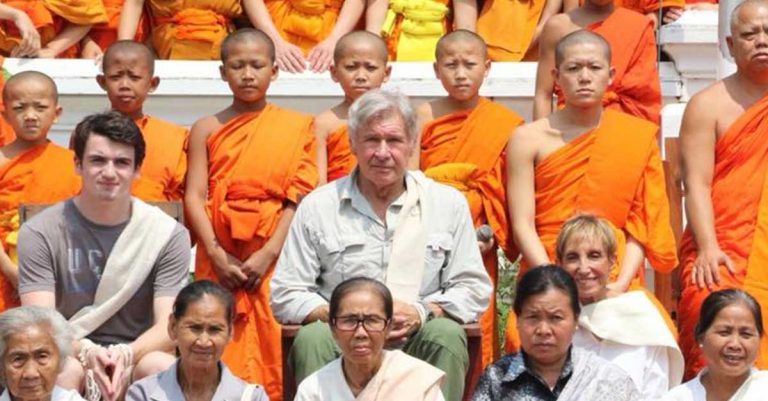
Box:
[554,214,685,400]
[662,288,768,401]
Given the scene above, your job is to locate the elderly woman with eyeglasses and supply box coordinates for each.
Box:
[294,277,446,401]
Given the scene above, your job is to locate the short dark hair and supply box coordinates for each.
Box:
[329,277,393,320]
[554,29,612,67]
[513,265,581,317]
[220,28,275,63]
[695,288,764,342]
[71,111,146,168]
[173,280,235,324]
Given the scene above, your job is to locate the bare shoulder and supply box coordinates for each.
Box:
[542,13,578,42]
[687,79,729,112]
[313,108,344,140]
[189,113,224,141]
[509,118,550,152]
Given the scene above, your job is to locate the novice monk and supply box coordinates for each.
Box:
[0,0,107,58]
[0,71,80,313]
[417,30,523,372]
[504,31,676,350]
[119,0,241,59]
[185,28,317,400]
[315,30,390,184]
[533,0,661,124]
[97,40,187,201]
[81,0,147,59]
[677,0,768,378]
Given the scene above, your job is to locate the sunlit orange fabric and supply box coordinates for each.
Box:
[194,105,317,401]
[130,115,188,201]
[148,0,241,59]
[0,142,80,311]
[613,0,684,14]
[264,0,343,54]
[503,110,677,352]
[88,0,147,50]
[0,0,107,58]
[383,0,450,61]
[477,0,543,61]
[420,98,523,372]
[0,58,13,147]
[678,94,768,379]
[555,8,661,125]
[326,124,354,182]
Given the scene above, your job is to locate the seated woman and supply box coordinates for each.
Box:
[555,214,684,399]
[662,288,768,401]
[471,265,639,401]
[126,280,268,401]
[0,306,84,401]
[295,277,445,401]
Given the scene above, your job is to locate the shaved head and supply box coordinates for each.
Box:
[731,0,768,35]
[103,40,156,75]
[334,30,388,64]
[221,28,275,63]
[554,30,612,67]
[3,71,58,103]
[435,29,487,59]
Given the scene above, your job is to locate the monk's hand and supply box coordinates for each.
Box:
[307,38,336,73]
[241,249,273,292]
[80,37,104,61]
[692,246,736,289]
[210,248,248,290]
[275,38,307,74]
[662,7,684,25]
[9,11,40,58]
[387,301,421,343]
[605,280,629,298]
[34,47,57,59]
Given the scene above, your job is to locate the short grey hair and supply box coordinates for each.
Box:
[0,306,73,376]
[347,89,418,146]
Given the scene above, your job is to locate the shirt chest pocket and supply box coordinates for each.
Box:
[422,233,453,291]
[317,235,370,280]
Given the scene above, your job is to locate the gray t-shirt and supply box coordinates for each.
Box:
[17,199,191,345]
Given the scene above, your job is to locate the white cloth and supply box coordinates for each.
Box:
[660,369,768,401]
[386,173,427,303]
[0,386,86,401]
[557,347,640,401]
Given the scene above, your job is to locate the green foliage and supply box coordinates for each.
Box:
[496,249,519,352]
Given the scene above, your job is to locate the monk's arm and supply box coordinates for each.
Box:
[453,0,478,31]
[242,0,307,73]
[411,102,434,170]
[563,0,579,11]
[365,0,388,35]
[307,0,365,72]
[38,23,92,58]
[0,4,40,57]
[507,129,550,266]
[533,19,559,120]
[118,0,144,40]
[610,236,645,293]
[241,204,297,291]
[531,0,564,52]
[0,249,16,287]
[313,123,329,185]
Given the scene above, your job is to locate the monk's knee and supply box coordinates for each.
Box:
[132,351,175,381]
[57,356,84,392]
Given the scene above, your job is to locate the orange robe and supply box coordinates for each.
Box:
[147,0,241,60]
[420,98,523,376]
[382,0,450,61]
[678,94,768,379]
[194,104,317,401]
[264,0,343,54]
[614,0,684,14]
[326,124,354,182]
[88,0,147,50]
[130,115,188,202]
[477,0,543,61]
[0,0,107,58]
[0,57,13,147]
[0,142,80,311]
[503,110,678,351]
[555,8,661,125]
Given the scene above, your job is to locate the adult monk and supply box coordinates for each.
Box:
[243,0,365,73]
[97,40,187,201]
[417,30,523,370]
[0,0,107,58]
[0,71,80,314]
[505,30,676,350]
[118,0,240,60]
[185,28,317,401]
[315,30,390,184]
[81,0,147,59]
[533,0,661,124]
[677,0,768,378]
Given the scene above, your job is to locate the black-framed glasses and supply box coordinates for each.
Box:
[332,314,390,332]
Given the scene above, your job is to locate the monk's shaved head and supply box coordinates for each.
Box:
[103,40,156,75]
[334,30,388,64]
[221,28,275,63]
[435,29,487,59]
[3,71,58,103]
[731,0,768,35]
[554,30,612,67]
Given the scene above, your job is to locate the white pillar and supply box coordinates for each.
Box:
[718,0,739,78]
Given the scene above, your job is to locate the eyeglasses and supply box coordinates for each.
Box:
[332,315,390,332]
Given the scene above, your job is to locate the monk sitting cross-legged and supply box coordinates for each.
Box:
[417,30,523,373]
[0,71,80,314]
[504,30,677,352]
[97,40,188,201]
[677,0,768,379]
[315,30,390,184]
[184,28,317,401]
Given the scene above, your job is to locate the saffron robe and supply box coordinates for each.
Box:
[194,104,317,401]
[147,0,241,60]
[477,0,543,61]
[264,0,343,54]
[0,142,80,312]
[420,97,523,371]
[88,0,147,50]
[678,93,768,379]
[130,115,188,202]
[0,0,107,58]
[326,124,354,182]
[0,57,13,147]
[382,0,450,61]
[613,0,685,15]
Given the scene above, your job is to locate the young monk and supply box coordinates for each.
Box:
[185,28,317,401]
[0,0,107,58]
[315,30,390,184]
[504,30,676,350]
[80,0,147,59]
[97,40,187,201]
[417,30,523,374]
[0,71,80,313]
[533,0,661,124]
